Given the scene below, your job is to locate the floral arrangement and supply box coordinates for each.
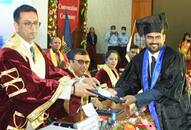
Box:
[48,0,58,43]
[113,107,156,130]
[80,0,88,49]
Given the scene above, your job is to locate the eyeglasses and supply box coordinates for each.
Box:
[20,21,41,28]
[73,59,90,65]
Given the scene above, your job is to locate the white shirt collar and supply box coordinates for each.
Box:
[148,50,160,76]
[148,50,160,63]
[17,34,34,52]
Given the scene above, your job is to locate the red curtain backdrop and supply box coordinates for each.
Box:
[57,0,79,34]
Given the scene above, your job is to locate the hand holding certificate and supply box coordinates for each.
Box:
[87,87,125,104]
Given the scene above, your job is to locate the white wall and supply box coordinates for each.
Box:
[0,0,31,46]
[87,0,132,53]
[0,0,48,48]
[31,0,48,48]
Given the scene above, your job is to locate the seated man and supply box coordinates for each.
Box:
[67,48,91,78]
[126,44,140,63]
[117,44,140,74]
[63,48,92,115]
[45,36,69,69]
[66,49,116,110]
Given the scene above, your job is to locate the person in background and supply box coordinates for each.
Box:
[45,36,69,69]
[116,13,191,130]
[118,26,129,69]
[126,44,140,63]
[0,4,98,130]
[133,32,145,49]
[67,48,91,79]
[179,32,191,70]
[87,26,97,70]
[105,25,119,52]
[65,48,108,112]
[49,48,92,120]
[119,26,129,49]
[117,44,141,83]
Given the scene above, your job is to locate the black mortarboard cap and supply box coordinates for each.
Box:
[136,13,168,36]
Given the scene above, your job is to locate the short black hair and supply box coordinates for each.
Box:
[105,50,119,60]
[130,44,140,50]
[110,25,116,29]
[182,32,191,41]
[68,48,89,60]
[50,36,61,43]
[121,26,126,30]
[13,4,38,23]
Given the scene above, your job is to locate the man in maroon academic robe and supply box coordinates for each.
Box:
[48,48,91,119]
[64,48,92,114]
[0,4,97,130]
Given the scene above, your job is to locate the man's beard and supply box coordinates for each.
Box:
[147,43,161,53]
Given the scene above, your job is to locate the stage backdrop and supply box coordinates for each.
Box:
[57,0,79,36]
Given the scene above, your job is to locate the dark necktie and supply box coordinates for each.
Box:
[151,56,156,77]
[30,46,35,62]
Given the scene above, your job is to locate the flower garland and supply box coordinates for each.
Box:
[48,0,58,44]
[80,0,88,49]
[48,0,88,48]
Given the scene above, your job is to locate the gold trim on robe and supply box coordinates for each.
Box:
[27,76,71,129]
[7,125,26,130]
[4,33,73,129]
[63,67,90,114]
[97,65,120,108]
[63,67,80,114]
[6,111,27,130]
[49,48,64,67]
[99,64,119,87]
[13,111,27,129]
[1,67,27,98]
[4,33,46,79]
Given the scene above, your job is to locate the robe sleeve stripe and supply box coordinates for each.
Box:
[1,68,27,98]
[1,68,18,77]
[8,88,27,98]
[27,76,71,129]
